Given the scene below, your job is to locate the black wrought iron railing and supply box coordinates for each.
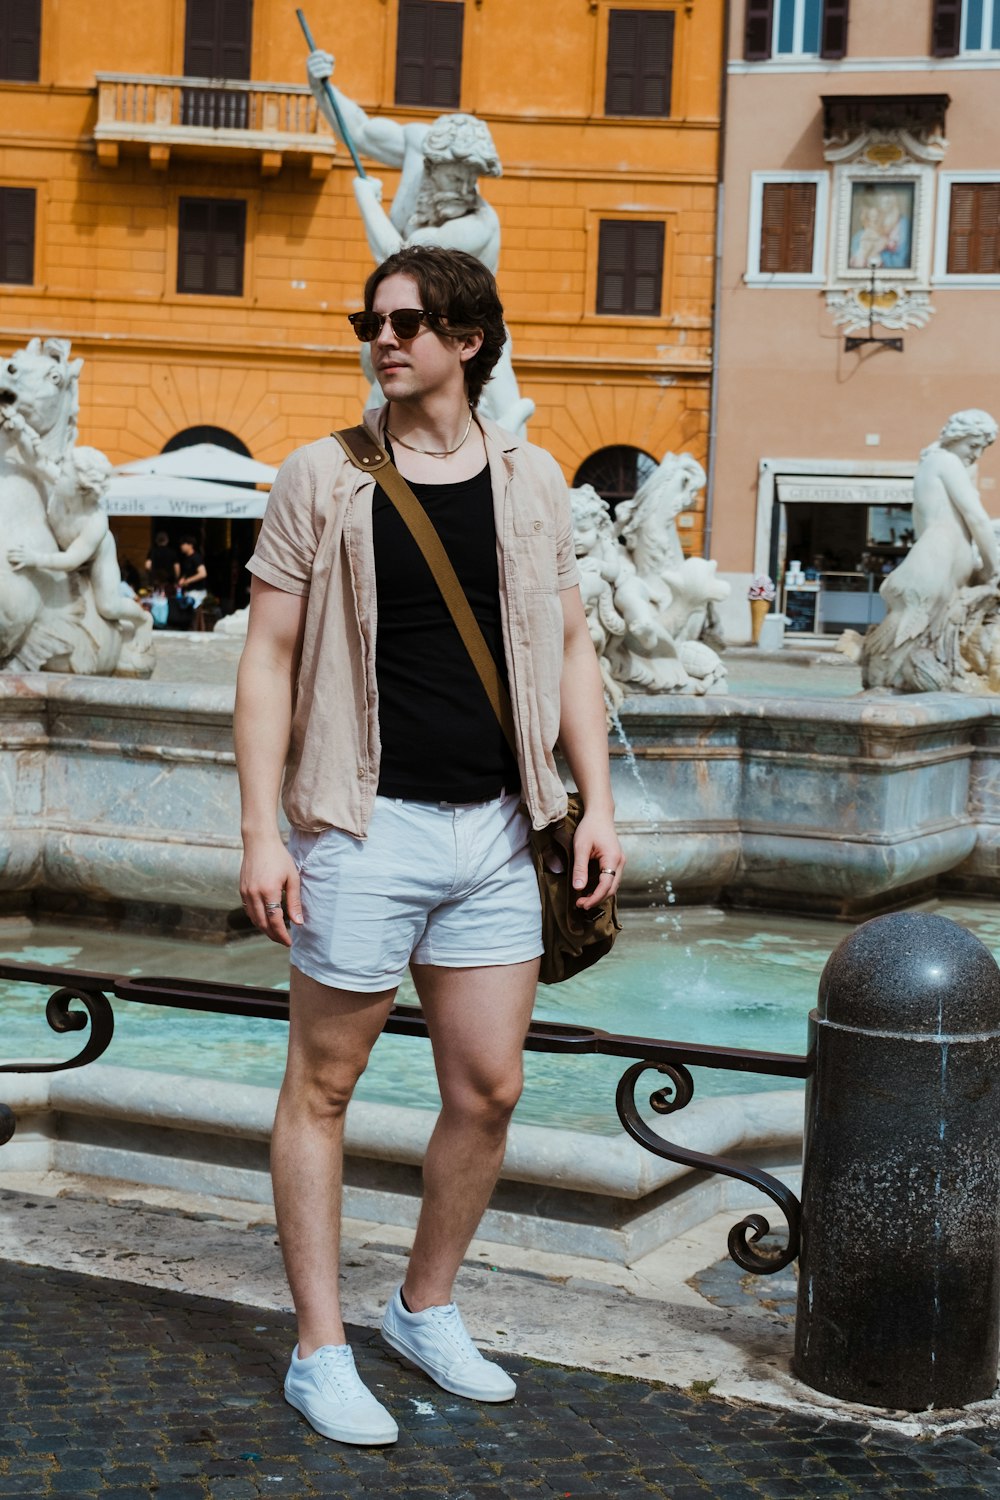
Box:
[0,960,812,1274]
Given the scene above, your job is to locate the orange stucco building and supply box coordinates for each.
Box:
[0,0,723,598]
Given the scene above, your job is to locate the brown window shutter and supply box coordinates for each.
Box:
[178,197,246,296]
[395,0,463,109]
[931,0,961,56]
[820,0,850,59]
[0,186,35,283]
[759,182,816,274]
[744,0,774,60]
[184,0,252,77]
[597,220,664,316]
[605,9,674,117]
[0,0,42,81]
[948,184,1000,275]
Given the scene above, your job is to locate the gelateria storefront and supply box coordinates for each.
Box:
[758,468,916,638]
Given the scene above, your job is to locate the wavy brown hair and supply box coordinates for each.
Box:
[363,246,506,408]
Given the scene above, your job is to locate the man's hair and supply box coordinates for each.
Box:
[363,246,506,409]
[179,534,198,549]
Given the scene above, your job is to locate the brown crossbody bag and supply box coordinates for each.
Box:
[332,422,621,985]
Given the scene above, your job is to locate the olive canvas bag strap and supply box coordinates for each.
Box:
[332,423,517,755]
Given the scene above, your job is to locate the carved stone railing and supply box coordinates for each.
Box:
[94,73,336,176]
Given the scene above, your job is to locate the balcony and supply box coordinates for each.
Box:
[94,73,336,177]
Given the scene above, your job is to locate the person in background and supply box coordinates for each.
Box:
[177,536,208,610]
[145,530,179,589]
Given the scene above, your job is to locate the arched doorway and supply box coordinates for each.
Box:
[573,445,658,515]
[157,425,257,614]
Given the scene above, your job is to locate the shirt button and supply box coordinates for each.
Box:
[533,520,543,532]
[357,768,366,780]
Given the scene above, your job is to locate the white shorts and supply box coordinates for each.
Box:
[288,792,543,993]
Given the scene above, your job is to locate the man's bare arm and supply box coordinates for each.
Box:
[234,577,308,945]
[557,586,624,908]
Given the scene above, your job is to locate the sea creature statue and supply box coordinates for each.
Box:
[306,46,534,436]
[850,409,1000,693]
[570,482,726,704]
[0,337,153,677]
[614,451,730,649]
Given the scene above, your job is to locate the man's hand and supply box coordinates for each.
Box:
[239,834,304,948]
[307,48,334,84]
[571,809,624,911]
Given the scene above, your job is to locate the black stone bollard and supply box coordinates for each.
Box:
[793,911,1000,1410]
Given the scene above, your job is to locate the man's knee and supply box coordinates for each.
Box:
[445,1069,524,1130]
[282,1052,367,1121]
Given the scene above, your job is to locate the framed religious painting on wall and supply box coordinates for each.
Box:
[846,182,915,272]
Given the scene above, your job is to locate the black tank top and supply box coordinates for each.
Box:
[372,460,520,802]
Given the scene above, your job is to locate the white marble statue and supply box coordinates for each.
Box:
[307,48,534,436]
[614,451,731,647]
[857,409,999,693]
[570,482,726,702]
[0,337,153,677]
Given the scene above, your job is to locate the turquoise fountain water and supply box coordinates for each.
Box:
[4,897,998,1135]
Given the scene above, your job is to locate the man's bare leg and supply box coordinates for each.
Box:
[403,958,539,1311]
[270,967,396,1355]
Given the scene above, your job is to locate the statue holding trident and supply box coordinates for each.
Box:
[300,11,534,436]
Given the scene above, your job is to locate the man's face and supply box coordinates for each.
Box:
[370,272,478,407]
[180,542,194,557]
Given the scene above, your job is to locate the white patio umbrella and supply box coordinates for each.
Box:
[103,473,270,520]
[115,442,278,485]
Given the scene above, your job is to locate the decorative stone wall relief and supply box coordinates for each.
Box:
[823,97,948,338]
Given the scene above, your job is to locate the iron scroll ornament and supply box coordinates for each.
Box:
[615,1060,801,1273]
[0,984,116,1076]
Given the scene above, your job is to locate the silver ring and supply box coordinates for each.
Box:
[599,868,617,876]
[264,900,282,912]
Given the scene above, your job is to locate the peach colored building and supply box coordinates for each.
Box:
[711,0,1000,640]
[0,0,723,609]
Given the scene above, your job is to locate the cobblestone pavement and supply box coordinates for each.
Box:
[4,1261,1000,1500]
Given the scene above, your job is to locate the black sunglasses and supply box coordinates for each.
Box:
[347,308,440,342]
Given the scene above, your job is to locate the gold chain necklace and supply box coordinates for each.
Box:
[385,409,474,459]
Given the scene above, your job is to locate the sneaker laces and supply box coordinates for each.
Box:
[426,1303,482,1364]
[313,1346,370,1402]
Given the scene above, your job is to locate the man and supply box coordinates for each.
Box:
[235,245,623,1447]
[306,48,533,435]
[177,535,208,609]
[145,529,179,588]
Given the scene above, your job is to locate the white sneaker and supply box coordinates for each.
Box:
[380,1286,516,1402]
[284,1343,398,1445]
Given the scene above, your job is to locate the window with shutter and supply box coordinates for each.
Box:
[605,10,674,117]
[947,183,1000,275]
[0,0,42,81]
[182,0,253,128]
[771,0,823,56]
[760,182,817,274]
[395,0,463,109]
[957,0,1000,50]
[0,187,35,283]
[820,0,850,58]
[177,198,246,296]
[596,220,664,316]
[744,0,773,59]
[930,0,962,53]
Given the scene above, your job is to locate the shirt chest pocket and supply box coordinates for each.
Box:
[511,510,557,593]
